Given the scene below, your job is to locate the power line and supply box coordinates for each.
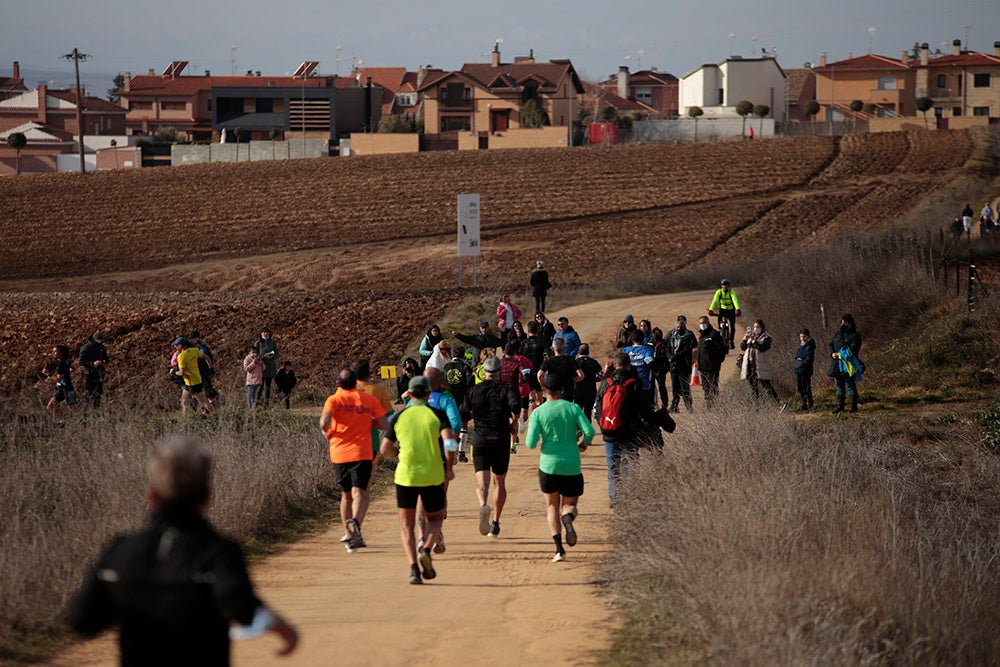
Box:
[61,48,91,174]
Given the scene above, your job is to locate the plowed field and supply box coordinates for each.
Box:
[0,130,976,400]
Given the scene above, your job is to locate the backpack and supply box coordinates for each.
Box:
[500,356,522,387]
[599,376,636,436]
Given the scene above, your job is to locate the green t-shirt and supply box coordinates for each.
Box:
[385,403,450,487]
[525,398,595,476]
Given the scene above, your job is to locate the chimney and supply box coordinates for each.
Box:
[491,43,501,68]
[901,51,909,65]
[148,68,155,75]
[953,39,962,55]
[617,65,630,99]
[847,51,853,60]
[920,43,929,66]
[819,52,827,67]
[12,61,19,79]
[995,41,1000,57]
[256,70,261,76]
[37,84,47,124]
[124,72,131,91]
[204,70,210,76]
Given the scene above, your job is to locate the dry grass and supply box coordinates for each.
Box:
[601,405,1000,665]
[0,403,346,663]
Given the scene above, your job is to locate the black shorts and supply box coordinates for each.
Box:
[395,484,447,512]
[54,387,77,405]
[473,440,511,476]
[333,460,373,491]
[184,382,204,395]
[538,470,584,497]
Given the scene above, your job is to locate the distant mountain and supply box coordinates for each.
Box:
[18,66,122,99]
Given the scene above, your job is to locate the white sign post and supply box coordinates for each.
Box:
[457,193,481,287]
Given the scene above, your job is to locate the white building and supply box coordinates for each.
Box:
[679,57,787,121]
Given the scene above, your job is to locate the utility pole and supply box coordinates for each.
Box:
[62,47,91,173]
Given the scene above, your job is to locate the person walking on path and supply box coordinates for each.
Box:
[78,331,108,408]
[380,375,457,584]
[708,279,741,349]
[525,372,595,562]
[665,315,698,413]
[594,353,662,508]
[44,344,77,418]
[252,328,279,407]
[244,347,265,410]
[552,316,582,359]
[321,368,389,553]
[67,436,298,664]
[695,316,727,408]
[573,343,604,422]
[275,361,297,409]
[530,261,552,313]
[460,356,520,538]
[452,321,503,361]
[794,329,816,412]
[740,319,783,409]
[419,325,444,369]
[828,314,863,414]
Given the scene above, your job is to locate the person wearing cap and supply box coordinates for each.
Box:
[552,316,581,359]
[827,314,862,414]
[78,331,109,408]
[67,436,298,663]
[451,322,502,361]
[460,354,520,538]
[616,315,637,349]
[665,315,698,413]
[708,280,741,349]
[530,261,552,313]
[321,368,389,553]
[252,328,279,407]
[525,371,595,562]
[172,337,209,416]
[380,375,457,584]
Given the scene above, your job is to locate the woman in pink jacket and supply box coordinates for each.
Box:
[496,294,522,347]
[244,348,265,409]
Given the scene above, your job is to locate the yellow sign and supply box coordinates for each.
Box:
[380,365,397,379]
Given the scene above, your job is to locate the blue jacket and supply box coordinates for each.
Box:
[553,327,581,358]
[793,339,815,377]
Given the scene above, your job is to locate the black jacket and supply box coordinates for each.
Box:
[79,339,109,373]
[696,327,728,372]
[66,507,260,667]
[574,355,604,399]
[530,269,551,297]
[460,379,520,447]
[593,368,655,446]
[454,331,503,359]
[827,326,862,377]
[794,339,816,377]
[665,328,698,372]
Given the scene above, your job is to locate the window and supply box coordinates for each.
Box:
[718,88,724,105]
[973,106,990,116]
[934,107,943,118]
[161,101,186,111]
[937,74,947,88]
[130,101,152,111]
[974,73,990,87]
[635,88,652,103]
[255,98,273,113]
[953,106,962,117]
[877,76,897,90]
[440,116,470,131]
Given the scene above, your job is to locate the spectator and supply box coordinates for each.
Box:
[794,329,816,412]
[622,329,655,408]
[739,319,783,410]
[244,347,264,410]
[252,327,279,407]
[962,203,974,235]
[496,294,522,346]
[530,261,552,313]
[397,358,420,403]
[616,315,637,349]
[275,361,298,409]
[828,314,862,414]
[425,340,453,373]
[649,327,669,410]
[533,312,556,353]
[419,325,443,369]
[552,316,581,358]
[695,316,727,408]
[452,321,502,361]
[665,316,698,413]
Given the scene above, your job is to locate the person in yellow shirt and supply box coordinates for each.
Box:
[708,279,741,349]
[172,337,209,416]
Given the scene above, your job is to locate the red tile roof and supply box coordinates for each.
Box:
[48,89,127,113]
[123,75,331,97]
[812,54,908,72]
[918,51,1000,68]
[784,68,815,100]
[581,82,652,113]
[624,70,678,85]
[0,77,27,93]
[460,60,579,93]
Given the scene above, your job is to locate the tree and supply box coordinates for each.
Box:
[521,99,550,128]
[753,105,770,136]
[687,106,704,142]
[6,132,27,175]
[849,99,864,133]
[916,97,934,129]
[110,138,118,168]
[862,102,876,116]
[601,106,617,122]
[736,100,754,138]
[233,127,243,161]
[107,73,125,104]
[378,115,416,133]
[269,127,281,160]
[804,100,821,135]
[154,126,178,144]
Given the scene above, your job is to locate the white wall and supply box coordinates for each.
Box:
[56,153,97,172]
[720,59,788,122]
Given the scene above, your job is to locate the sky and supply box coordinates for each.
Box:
[3,0,999,96]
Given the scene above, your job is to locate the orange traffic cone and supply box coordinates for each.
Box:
[690,362,701,386]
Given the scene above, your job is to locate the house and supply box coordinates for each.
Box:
[679,56,788,121]
[355,67,423,120]
[581,81,653,120]
[811,52,916,121]
[417,45,584,149]
[0,61,28,101]
[914,40,1000,119]
[784,68,817,122]
[119,61,334,141]
[599,67,678,117]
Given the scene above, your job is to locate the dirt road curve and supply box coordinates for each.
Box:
[54,290,720,667]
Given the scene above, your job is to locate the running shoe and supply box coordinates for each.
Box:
[510,436,518,454]
[339,533,350,543]
[409,564,422,585]
[458,451,469,463]
[418,549,436,580]
[346,518,364,549]
[478,504,492,535]
[552,551,566,563]
[434,532,446,554]
[345,542,358,554]
[561,513,577,547]
[417,537,425,552]
[488,521,500,537]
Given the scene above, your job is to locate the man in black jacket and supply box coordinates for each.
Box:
[451,321,503,361]
[66,436,297,666]
[79,331,109,407]
[828,313,862,413]
[695,316,727,408]
[665,315,698,413]
[461,356,521,537]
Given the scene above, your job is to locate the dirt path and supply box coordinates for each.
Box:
[54,290,726,667]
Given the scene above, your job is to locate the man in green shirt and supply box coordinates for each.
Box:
[380,375,457,584]
[524,372,595,562]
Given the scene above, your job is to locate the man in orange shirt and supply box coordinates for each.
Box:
[320,368,389,553]
[351,359,395,491]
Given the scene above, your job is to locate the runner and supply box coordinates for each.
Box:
[320,368,389,553]
[538,338,583,403]
[44,344,77,418]
[380,375,457,584]
[172,337,209,416]
[78,332,108,408]
[573,343,604,421]
[524,372,595,562]
[418,366,462,554]
[190,331,218,411]
[460,356,520,538]
[351,358,396,496]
